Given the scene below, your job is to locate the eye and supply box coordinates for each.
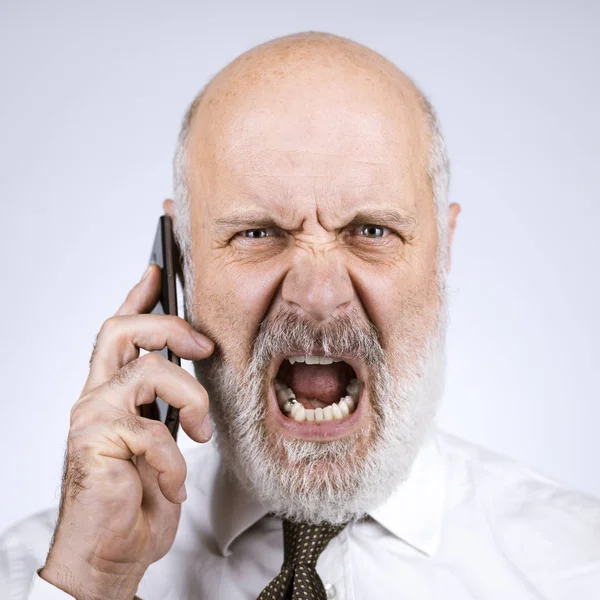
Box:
[238,228,282,239]
[354,224,392,238]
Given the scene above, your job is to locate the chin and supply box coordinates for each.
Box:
[193,301,448,525]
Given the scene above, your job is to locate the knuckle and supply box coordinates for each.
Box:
[69,401,92,431]
[175,457,187,480]
[198,384,209,408]
[69,401,79,424]
[97,315,122,341]
[164,314,187,330]
[111,414,148,436]
[189,384,209,415]
[148,419,172,444]
[68,431,94,456]
[147,421,181,465]
[107,357,144,389]
[139,351,165,369]
[163,314,179,327]
[90,316,124,365]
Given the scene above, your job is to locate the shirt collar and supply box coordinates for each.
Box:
[211,427,446,558]
[367,428,446,556]
[210,462,270,557]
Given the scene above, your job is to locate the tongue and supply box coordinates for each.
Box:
[284,362,352,405]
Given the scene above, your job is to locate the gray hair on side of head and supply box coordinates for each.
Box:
[419,90,452,282]
[172,87,207,319]
[171,83,451,314]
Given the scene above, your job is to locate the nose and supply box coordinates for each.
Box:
[281,246,354,322]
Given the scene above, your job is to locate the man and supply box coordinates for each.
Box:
[1,31,598,600]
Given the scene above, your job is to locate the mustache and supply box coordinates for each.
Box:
[252,309,385,368]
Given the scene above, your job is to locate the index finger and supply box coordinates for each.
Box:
[115,264,162,317]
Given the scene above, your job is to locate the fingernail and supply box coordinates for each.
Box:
[141,264,153,281]
[178,483,187,503]
[200,414,213,441]
[191,330,214,351]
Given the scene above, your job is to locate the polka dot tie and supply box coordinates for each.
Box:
[256,519,348,600]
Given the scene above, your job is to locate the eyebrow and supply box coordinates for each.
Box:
[213,210,286,232]
[213,208,417,235]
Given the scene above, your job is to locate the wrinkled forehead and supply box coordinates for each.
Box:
[185,61,432,219]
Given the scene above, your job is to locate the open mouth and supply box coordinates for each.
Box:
[271,354,364,423]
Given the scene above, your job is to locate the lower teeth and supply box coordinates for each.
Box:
[274,378,360,422]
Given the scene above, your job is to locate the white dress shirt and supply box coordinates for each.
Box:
[1,427,599,599]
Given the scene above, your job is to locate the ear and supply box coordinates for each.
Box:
[162,198,185,288]
[445,202,461,273]
[163,198,175,217]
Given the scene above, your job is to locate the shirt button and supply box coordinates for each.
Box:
[324,582,337,598]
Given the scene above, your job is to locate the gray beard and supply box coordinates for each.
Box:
[191,294,448,526]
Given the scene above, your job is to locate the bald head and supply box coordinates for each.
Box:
[173,32,450,304]
[196,33,428,128]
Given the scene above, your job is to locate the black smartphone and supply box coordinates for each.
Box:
[139,215,182,441]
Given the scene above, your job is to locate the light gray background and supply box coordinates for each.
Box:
[1,0,598,535]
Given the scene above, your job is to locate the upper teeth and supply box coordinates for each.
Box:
[286,355,343,365]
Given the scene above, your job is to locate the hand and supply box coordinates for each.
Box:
[39,264,214,600]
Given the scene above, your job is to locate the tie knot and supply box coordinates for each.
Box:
[282,519,347,566]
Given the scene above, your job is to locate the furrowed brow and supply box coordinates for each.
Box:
[212,208,417,235]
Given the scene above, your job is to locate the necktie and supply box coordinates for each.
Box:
[257,519,348,600]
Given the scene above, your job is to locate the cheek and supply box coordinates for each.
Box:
[350,252,440,353]
[191,253,285,371]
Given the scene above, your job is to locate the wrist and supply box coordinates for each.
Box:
[40,553,146,600]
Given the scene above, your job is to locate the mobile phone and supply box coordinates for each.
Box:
[139,215,182,441]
